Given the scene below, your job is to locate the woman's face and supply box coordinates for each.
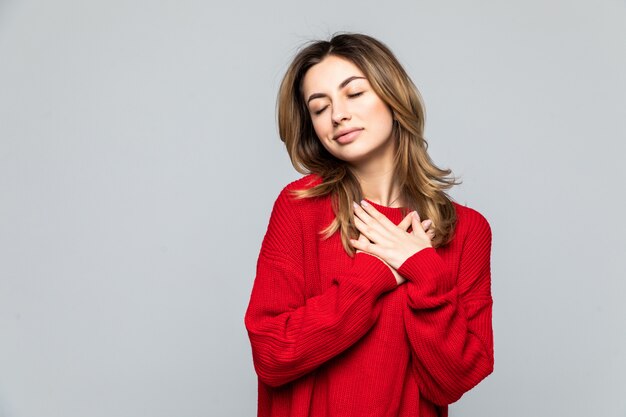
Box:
[301,55,395,167]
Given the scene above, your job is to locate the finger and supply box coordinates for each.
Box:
[421,219,433,231]
[350,233,367,253]
[353,214,383,243]
[349,233,382,257]
[357,200,398,230]
[426,229,435,241]
[352,200,372,221]
[398,211,415,232]
[411,212,426,237]
[350,239,365,253]
[352,201,377,233]
[353,201,398,242]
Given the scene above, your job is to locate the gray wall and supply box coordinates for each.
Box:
[1,0,625,416]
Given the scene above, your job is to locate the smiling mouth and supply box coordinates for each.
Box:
[334,128,363,144]
[334,128,363,141]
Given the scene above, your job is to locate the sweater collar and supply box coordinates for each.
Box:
[363,198,408,225]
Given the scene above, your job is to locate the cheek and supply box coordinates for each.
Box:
[367,103,393,133]
[311,117,330,140]
[310,119,339,155]
[372,99,393,119]
[361,96,392,120]
[376,103,394,129]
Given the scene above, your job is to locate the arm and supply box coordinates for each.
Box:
[398,209,494,405]
[244,187,397,388]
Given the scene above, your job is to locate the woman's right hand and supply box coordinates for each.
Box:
[353,216,434,286]
[353,232,406,285]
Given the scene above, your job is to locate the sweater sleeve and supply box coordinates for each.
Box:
[244,187,398,388]
[398,208,494,405]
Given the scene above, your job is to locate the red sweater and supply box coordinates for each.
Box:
[245,174,494,417]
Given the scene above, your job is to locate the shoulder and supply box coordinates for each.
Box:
[266,174,328,238]
[283,173,323,192]
[276,173,323,205]
[452,202,492,240]
[272,173,324,212]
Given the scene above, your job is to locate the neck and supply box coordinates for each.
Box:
[351,163,402,208]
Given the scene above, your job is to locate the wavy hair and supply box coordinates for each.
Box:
[277,33,459,255]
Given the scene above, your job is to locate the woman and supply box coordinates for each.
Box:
[245,33,493,417]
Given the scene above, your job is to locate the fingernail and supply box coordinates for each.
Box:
[361,199,369,207]
[352,201,359,209]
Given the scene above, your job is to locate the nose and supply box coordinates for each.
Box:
[331,100,351,125]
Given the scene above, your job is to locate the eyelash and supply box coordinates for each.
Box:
[313,92,364,115]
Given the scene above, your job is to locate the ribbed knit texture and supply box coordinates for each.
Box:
[245,174,494,417]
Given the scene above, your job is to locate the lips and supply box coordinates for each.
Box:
[333,128,363,141]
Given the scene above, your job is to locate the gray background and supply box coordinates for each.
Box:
[1,0,625,416]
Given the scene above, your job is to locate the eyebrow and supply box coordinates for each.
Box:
[306,76,366,104]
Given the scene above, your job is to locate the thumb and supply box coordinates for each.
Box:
[398,211,414,231]
[411,211,422,235]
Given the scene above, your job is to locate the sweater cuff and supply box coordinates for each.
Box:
[339,252,398,295]
[397,248,455,295]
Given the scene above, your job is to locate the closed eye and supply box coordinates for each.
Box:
[314,106,328,115]
[312,91,363,115]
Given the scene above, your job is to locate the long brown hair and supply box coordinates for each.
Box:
[277,33,459,255]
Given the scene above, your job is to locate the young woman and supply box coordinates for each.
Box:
[245,33,493,417]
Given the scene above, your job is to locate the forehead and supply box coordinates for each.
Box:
[302,55,366,95]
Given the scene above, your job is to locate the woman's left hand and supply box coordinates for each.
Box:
[349,200,433,270]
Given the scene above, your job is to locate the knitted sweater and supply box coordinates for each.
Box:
[245,174,494,417]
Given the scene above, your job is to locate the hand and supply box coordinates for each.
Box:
[353,232,406,285]
[349,200,434,271]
